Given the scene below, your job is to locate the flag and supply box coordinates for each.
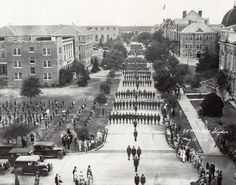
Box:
[162,4,166,10]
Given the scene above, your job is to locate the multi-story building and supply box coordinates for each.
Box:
[219,1,236,99]
[85,25,119,44]
[0,25,93,87]
[179,22,217,64]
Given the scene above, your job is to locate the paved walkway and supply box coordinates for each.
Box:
[179,94,221,155]
[179,94,236,185]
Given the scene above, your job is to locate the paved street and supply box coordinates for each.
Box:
[1,124,198,185]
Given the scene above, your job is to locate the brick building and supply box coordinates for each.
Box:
[179,22,217,64]
[0,25,93,87]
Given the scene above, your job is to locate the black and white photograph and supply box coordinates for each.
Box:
[0,0,236,184]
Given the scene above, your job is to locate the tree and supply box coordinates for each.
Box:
[152,30,164,43]
[195,48,219,78]
[101,49,125,70]
[91,57,100,73]
[121,32,133,45]
[74,126,89,141]
[190,75,201,89]
[100,81,111,94]
[216,70,231,100]
[94,93,107,105]
[3,124,33,145]
[71,61,90,87]
[113,42,127,58]
[200,92,224,117]
[145,41,169,62]
[162,93,178,109]
[20,76,41,100]
[137,32,152,46]
[59,68,73,86]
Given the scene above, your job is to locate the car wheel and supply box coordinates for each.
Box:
[40,170,48,176]
[57,152,63,159]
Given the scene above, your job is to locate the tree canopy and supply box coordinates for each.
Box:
[137,32,152,46]
[216,69,231,100]
[101,49,125,70]
[145,41,169,62]
[20,76,41,99]
[94,93,107,105]
[91,57,100,73]
[121,32,134,45]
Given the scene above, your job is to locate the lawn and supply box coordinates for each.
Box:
[191,100,236,154]
[0,70,121,152]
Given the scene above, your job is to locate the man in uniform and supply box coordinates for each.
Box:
[137,147,142,160]
[134,129,138,142]
[140,174,146,185]
[133,120,137,129]
[127,145,132,160]
[133,156,139,172]
[131,146,136,159]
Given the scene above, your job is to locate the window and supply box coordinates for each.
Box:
[107,27,110,30]
[13,48,21,56]
[185,44,188,49]
[185,35,188,40]
[113,27,116,30]
[42,48,51,55]
[30,56,35,64]
[101,27,104,30]
[13,61,22,68]
[205,35,208,41]
[30,67,35,75]
[14,72,22,80]
[29,46,34,52]
[190,35,193,40]
[1,52,5,59]
[199,44,202,49]
[95,27,98,30]
[43,73,52,80]
[1,44,4,49]
[186,52,188,56]
[59,47,62,54]
[107,34,110,40]
[101,35,104,40]
[190,44,192,49]
[196,44,199,49]
[95,35,98,41]
[43,60,51,68]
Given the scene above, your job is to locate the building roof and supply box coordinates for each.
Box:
[15,155,41,162]
[181,22,215,33]
[222,3,236,27]
[0,25,90,37]
[175,10,209,25]
[9,148,32,154]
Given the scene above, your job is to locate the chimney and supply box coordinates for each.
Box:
[198,10,202,17]
[183,11,187,18]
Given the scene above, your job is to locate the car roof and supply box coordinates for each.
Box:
[0,159,9,163]
[33,142,54,147]
[9,148,32,154]
[15,155,41,162]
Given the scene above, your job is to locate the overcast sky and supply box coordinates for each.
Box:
[0,0,234,26]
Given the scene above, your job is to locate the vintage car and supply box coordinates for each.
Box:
[33,142,66,159]
[8,148,44,165]
[12,155,52,176]
[0,159,10,175]
[0,144,14,158]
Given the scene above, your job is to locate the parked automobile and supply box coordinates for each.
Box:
[0,144,14,158]
[12,155,52,176]
[33,142,66,159]
[8,148,44,165]
[0,159,10,175]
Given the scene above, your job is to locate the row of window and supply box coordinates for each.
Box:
[13,47,51,56]
[13,60,52,68]
[95,34,113,41]
[185,43,208,49]
[185,35,214,41]
[94,27,116,31]
[14,72,52,80]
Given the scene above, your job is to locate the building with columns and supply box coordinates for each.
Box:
[219,1,236,99]
[84,25,119,44]
[0,25,93,87]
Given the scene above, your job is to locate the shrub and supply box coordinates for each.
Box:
[77,77,88,87]
[94,93,107,105]
[100,82,111,94]
[200,92,224,117]
[190,75,201,89]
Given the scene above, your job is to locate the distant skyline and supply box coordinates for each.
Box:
[0,0,235,27]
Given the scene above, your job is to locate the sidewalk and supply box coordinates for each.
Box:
[179,94,236,185]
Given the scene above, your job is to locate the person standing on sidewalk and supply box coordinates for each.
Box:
[217,171,223,185]
[140,174,146,185]
[127,145,132,160]
[134,129,138,142]
[134,174,140,185]
[137,147,142,160]
[55,174,59,185]
[131,146,137,159]
[157,114,160,125]
[133,120,137,129]
[133,156,139,172]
